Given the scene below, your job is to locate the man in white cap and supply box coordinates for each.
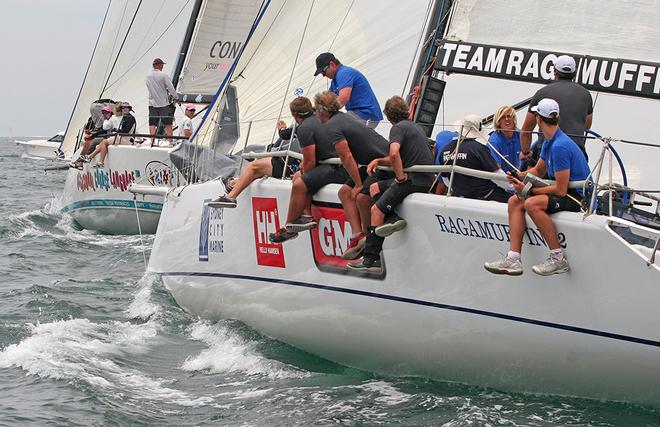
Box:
[484,98,590,276]
[179,103,196,138]
[520,55,593,160]
[146,57,178,139]
[437,114,512,202]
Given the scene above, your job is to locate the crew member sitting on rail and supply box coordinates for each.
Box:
[484,98,590,276]
[347,96,436,272]
[269,97,349,243]
[88,101,137,168]
[314,91,391,260]
[207,119,300,209]
[70,104,119,168]
[488,105,522,174]
[438,115,512,202]
[179,104,196,138]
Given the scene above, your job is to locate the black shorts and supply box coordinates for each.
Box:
[345,167,395,195]
[149,104,176,126]
[301,163,348,194]
[271,156,300,179]
[484,186,513,203]
[546,192,583,214]
[374,178,429,214]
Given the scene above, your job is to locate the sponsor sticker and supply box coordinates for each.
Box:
[252,197,286,268]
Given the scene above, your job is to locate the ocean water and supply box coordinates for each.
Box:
[1,139,659,426]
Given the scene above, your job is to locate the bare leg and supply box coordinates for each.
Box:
[226,158,273,199]
[356,193,372,233]
[507,195,527,253]
[149,125,157,145]
[339,184,362,234]
[285,176,309,223]
[88,138,108,159]
[524,195,560,250]
[80,140,92,156]
[98,140,110,164]
[165,124,173,139]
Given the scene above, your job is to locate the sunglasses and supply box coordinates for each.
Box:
[321,64,330,76]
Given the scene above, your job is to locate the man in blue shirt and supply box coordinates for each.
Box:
[314,52,383,128]
[484,98,590,277]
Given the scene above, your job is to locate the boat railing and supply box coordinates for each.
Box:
[606,216,660,268]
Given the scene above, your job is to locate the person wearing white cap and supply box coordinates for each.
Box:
[484,98,590,276]
[179,103,196,138]
[146,57,178,139]
[437,114,512,202]
[520,54,593,160]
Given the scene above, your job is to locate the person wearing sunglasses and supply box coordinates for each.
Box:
[313,52,383,128]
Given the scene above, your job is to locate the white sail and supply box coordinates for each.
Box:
[194,0,434,152]
[61,0,195,159]
[176,0,265,102]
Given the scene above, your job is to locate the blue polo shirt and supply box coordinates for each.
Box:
[540,128,590,196]
[330,65,383,121]
[488,130,521,173]
[434,130,457,164]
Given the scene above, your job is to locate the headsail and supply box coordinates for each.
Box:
[176,0,266,104]
[60,0,196,159]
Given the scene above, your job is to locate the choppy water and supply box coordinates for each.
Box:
[1,139,659,426]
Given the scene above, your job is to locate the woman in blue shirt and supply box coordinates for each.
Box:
[488,105,521,173]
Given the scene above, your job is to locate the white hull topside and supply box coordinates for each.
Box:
[15,140,61,160]
[148,178,660,405]
[61,145,182,235]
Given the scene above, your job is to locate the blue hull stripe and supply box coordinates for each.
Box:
[62,199,163,213]
[159,271,660,349]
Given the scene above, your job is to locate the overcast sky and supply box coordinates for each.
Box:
[0,1,109,137]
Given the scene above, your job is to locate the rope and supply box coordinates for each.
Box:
[100,0,143,97]
[133,195,148,270]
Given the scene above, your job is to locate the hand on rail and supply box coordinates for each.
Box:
[367,159,380,175]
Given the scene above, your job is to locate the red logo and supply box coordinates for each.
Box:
[252,197,286,268]
[310,203,385,279]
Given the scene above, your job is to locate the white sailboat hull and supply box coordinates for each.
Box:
[61,145,181,235]
[15,139,61,160]
[149,178,660,405]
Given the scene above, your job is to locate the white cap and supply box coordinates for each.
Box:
[554,55,576,73]
[531,98,560,118]
[453,114,483,139]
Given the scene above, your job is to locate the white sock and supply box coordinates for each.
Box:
[507,251,521,261]
[550,248,564,261]
[352,232,361,238]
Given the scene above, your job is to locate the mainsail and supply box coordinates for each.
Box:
[193,0,435,156]
[176,0,266,103]
[60,0,196,159]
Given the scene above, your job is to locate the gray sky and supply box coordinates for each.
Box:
[0,1,109,137]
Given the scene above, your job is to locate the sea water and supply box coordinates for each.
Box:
[1,139,658,426]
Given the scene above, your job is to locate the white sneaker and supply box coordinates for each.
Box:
[484,256,523,276]
[532,257,570,276]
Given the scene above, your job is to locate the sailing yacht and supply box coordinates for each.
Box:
[15,131,64,160]
[59,0,262,235]
[143,0,660,405]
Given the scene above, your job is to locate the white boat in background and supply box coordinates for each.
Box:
[59,0,262,235]
[15,131,64,160]
[140,0,660,405]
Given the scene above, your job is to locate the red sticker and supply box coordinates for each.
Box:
[252,197,286,268]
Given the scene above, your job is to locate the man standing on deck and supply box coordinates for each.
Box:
[314,52,383,128]
[146,57,178,139]
[520,55,593,160]
[314,91,391,260]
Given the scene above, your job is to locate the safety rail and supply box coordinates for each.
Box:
[607,217,660,267]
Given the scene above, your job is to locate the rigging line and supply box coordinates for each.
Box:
[129,0,166,64]
[401,0,435,97]
[230,0,283,83]
[100,0,144,98]
[103,0,192,92]
[61,0,111,152]
[103,0,130,90]
[305,0,355,94]
[271,0,315,144]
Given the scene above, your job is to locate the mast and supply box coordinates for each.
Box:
[172,0,205,87]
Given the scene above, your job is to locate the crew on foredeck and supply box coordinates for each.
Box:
[348,96,436,272]
[484,98,590,277]
[314,52,383,128]
[314,91,392,260]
